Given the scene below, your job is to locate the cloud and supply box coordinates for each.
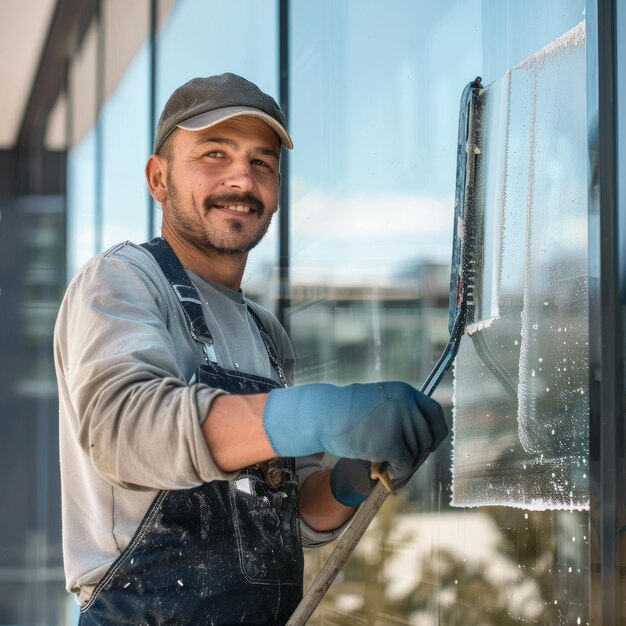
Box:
[291,192,454,240]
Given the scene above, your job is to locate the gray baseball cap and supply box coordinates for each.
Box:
[154,73,293,154]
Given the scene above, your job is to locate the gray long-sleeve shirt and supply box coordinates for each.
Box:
[54,241,337,606]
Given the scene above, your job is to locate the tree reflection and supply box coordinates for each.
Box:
[304,492,588,625]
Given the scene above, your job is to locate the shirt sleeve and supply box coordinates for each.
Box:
[54,250,238,491]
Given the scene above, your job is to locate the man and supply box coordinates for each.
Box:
[54,73,448,625]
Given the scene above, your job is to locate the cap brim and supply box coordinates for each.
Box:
[177,106,293,149]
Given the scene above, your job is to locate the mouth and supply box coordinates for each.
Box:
[214,204,255,215]
[204,192,265,217]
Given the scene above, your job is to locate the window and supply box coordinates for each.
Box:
[67,21,98,277]
[289,1,590,623]
[100,0,151,249]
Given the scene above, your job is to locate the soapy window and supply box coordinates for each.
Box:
[452,22,589,511]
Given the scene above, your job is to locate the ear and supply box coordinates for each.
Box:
[145,155,168,203]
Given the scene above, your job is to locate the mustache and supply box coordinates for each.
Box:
[202,192,265,215]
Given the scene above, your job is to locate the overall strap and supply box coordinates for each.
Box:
[247,305,289,387]
[141,238,286,384]
[142,237,217,362]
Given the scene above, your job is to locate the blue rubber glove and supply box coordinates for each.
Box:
[262,382,448,480]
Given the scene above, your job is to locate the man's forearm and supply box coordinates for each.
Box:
[204,395,355,532]
[202,393,276,471]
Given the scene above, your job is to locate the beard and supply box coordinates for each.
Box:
[166,178,275,256]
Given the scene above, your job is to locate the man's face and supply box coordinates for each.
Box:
[163,116,281,256]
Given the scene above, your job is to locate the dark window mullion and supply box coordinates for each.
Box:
[94,0,104,254]
[586,0,625,623]
[147,0,157,240]
[278,0,290,332]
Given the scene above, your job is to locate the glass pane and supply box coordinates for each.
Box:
[452,22,588,511]
[290,2,589,624]
[67,21,98,278]
[155,0,279,303]
[101,0,150,248]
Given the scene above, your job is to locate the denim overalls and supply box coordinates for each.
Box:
[79,237,303,625]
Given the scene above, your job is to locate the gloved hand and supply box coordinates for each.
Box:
[330,457,425,507]
[262,382,448,481]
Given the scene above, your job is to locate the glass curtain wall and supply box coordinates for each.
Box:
[100,0,150,249]
[66,21,98,278]
[67,2,151,278]
[289,1,590,624]
[0,193,68,625]
[58,0,622,623]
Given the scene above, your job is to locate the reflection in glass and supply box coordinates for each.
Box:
[290,2,590,624]
[67,22,98,277]
[452,22,588,510]
[101,0,150,248]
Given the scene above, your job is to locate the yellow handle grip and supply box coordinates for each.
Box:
[370,462,393,493]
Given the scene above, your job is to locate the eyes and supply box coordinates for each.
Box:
[202,150,276,173]
[251,158,274,170]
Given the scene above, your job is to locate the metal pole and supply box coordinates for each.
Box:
[278,0,290,332]
[147,0,157,239]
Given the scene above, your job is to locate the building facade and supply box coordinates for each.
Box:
[0,0,624,624]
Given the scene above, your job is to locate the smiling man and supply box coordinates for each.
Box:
[54,73,448,625]
[151,114,280,288]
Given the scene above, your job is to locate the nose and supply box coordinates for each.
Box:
[223,160,255,192]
